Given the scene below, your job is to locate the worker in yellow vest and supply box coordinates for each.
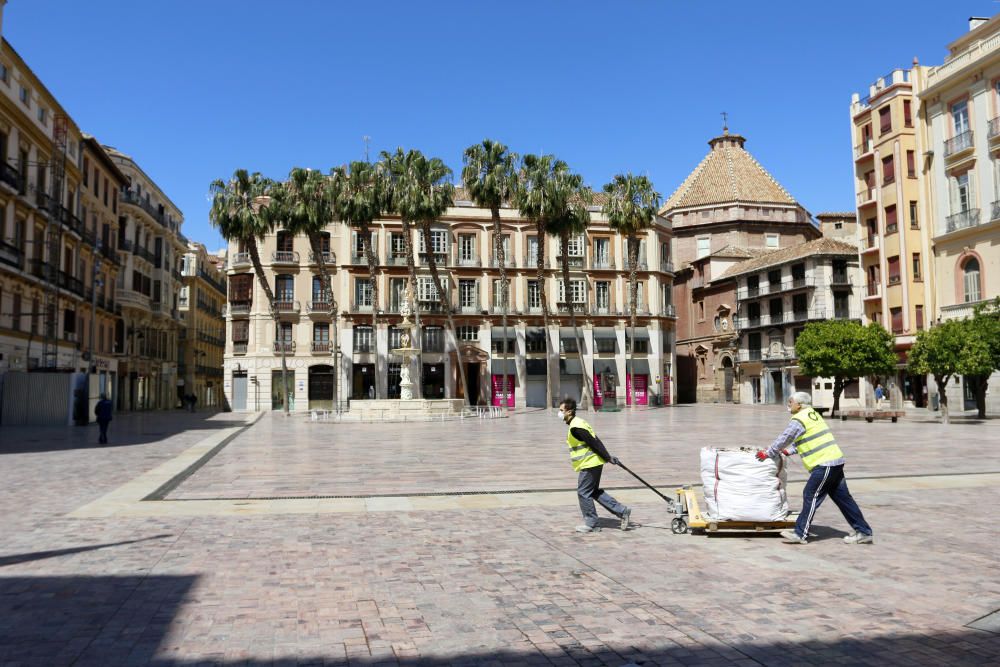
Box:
[559,398,631,533]
[756,391,873,545]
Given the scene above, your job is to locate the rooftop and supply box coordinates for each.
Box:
[718,238,858,279]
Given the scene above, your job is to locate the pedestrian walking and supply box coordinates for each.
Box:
[756,391,873,545]
[874,382,885,409]
[94,394,113,445]
[559,398,631,533]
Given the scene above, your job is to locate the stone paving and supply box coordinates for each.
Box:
[1,405,999,666]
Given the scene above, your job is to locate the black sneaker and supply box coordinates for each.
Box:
[620,508,631,531]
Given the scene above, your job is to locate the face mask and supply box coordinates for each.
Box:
[787,407,793,414]
[557,410,565,420]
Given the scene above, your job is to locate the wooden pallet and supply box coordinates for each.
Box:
[670,487,796,534]
[840,409,904,423]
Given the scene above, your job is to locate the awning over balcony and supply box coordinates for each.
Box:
[593,327,617,340]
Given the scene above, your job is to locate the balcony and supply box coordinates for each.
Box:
[830,273,852,286]
[863,235,880,253]
[662,304,677,318]
[856,188,876,207]
[307,300,335,314]
[228,301,251,316]
[455,255,482,267]
[939,298,992,321]
[944,208,981,234]
[352,302,374,313]
[273,300,300,316]
[57,271,84,297]
[273,341,296,354]
[864,283,881,299]
[198,268,226,294]
[524,255,549,269]
[0,240,23,269]
[458,300,481,315]
[120,190,167,227]
[990,117,1000,139]
[198,331,225,347]
[310,341,332,354]
[196,299,222,317]
[556,302,588,315]
[490,256,515,269]
[232,342,248,355]
[386,255,409,266]
[0,162,23,192]
[592,305,611,315]
[944,130,974,158]
[590,257,615,270]
[419,251,449,266]
[526,305,543,314]
[854,140,874,158]
[738,349,763,362]
[272,250,300,264]
[230,252,251,268]
[134,245,156,265]
[887,275,901,286]
[350,254,369,265]
[886,222,898,235]
[308,251,336,265]
[660,260,674,274]
[118,288,151,310]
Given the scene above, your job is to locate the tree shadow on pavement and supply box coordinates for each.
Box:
[0,534,173,567]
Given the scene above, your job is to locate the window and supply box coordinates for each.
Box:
[594,238,610,267]
[0,63,7,84]
[660,241,670,264]
[567,234,585,257]
[419,230,449,254]
[232,320,249,342]
[458,234,475,262]
[903,99,912,127]
[492,279,509,311]
[697,300,705,321]
[93,167,99,195]
[915,305,924,330]
[765,233,779,249]
[229,273,253,302]
[557,279,586,304]
[353,326,373,353]
[696,236,710,258]
[276,231,293,252]
[879,105,892,135]
[103,177,109,207]
[952,99,969,136]
[417,277,439,302]
[890,307,903,334]
[390,232,407,258]
[388,326,405,349]
[82,158,90,187]
[952,172,973,213]
[833,292,850,319]
[525,329,547,353]
[527,280,541,309]
[355,278,373,306]
[963,258,981,302]
[912,253,922,280]
[313,323,329,342]
[422,326,444,352]
[885,205,898,234]
[353,231,375,258]
[312,276,330,303]
[275,275,294,301]
[660,284,672,312]
[459,279,478,309]
[526,236,540,265]
[791,263,805,281]
[625,332,648,354]
[389,278,406,312]
[596,281,610,311]
[887,256,901,284]
[769,298,783,321]
[37,107,47,125]
[906,150,915,178]
[792,293,807,318]
[456,325,478,342]
[19,85,29,107]
[909,201,919,229]
[767,269,781,288]
[882,155,894,184]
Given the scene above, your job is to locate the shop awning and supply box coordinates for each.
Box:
[560,358,583,375]
[559,326,582,340]
[491,359,516,374]
[627,358,651,374]
[625,327,649,340]
[525,359,547,375]
[593,327,617,340]
[594,359,616,375]
[491,326,515,341]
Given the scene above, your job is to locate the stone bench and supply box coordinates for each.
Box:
[839,410,905,423]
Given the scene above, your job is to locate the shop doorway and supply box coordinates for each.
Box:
[423,363,445,398]
[722,356,734,402]
[352,363,375,400]
[232,370,247,411]
[308,365,334,410]
[465,362,481,405]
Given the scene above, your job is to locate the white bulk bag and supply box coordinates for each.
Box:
[699,447,789,522]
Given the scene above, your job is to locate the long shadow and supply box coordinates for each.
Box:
[0,412,253,455]
[0,534,172,567]
[0,574,197,665]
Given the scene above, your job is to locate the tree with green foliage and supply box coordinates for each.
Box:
[964,298,1000,418]
[603,173,662,408]
[462,140,519,409]
[795,320,896,417]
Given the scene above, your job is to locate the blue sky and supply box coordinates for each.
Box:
[4,1,994,249]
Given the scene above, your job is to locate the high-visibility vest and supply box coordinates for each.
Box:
[790,407,845,471]
[566,416,605,471]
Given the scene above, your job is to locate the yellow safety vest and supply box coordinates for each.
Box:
[566,416,605,471]
[790,407,845,472]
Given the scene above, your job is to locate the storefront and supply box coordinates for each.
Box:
[593,359,617,409]
[559,357,583,404]
[490,358,515,407]
[625,358,649,406]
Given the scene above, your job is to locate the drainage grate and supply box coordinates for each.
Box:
[967,609,1000,634]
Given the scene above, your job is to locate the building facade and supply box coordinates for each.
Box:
[222,190,676,412]
[722,238,864,407]
[662,131,822,403]
[914,15,1000,415]
[179,242,226,409]
[105,147,186,412]
[850,67,932,407]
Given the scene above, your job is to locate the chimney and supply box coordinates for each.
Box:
[969,16,989,31]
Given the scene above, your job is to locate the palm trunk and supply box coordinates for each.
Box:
[359,222,380,399]
[309,233,338,411]
[936,374,951,424]
[493,207,510,410]
[536,221,552,409]
[627,234,639,409]
[561,232,592,411]
[401,219,423,399]
[420,221,470,405]
[247,237,288,415]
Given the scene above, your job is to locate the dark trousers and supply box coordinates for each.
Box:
[98,420,110,444]
[795,464,872,538]
[577,465,628,528]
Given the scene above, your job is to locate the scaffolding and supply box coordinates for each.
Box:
[41,114,68,368]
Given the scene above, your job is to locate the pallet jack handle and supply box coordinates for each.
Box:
[617,461,675,507]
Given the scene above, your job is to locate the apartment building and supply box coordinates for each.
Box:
[105,147,186,411]
[722,238,863,406]
[915,15,1000,414]
[222,188,676,412]
[850,67,932,407]
[662,131,822,403]
[179,241,226,409]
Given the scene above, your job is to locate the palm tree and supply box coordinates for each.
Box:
[208,169,288,413]
[380,148,424,399]
[546,169,594,411]
[332,161,389,399]
[461,140,518,409]
[276,167,341,411]
[602,173,662,409]
[513,154,562,409]
[388,150,471,405]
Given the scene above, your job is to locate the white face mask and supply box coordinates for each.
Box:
[557,410,565,420]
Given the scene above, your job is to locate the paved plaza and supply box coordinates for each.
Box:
[1,405,999,666]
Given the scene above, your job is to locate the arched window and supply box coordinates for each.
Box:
[963,257,981,303]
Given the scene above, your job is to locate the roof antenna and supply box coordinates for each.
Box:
[721,112,729,135]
